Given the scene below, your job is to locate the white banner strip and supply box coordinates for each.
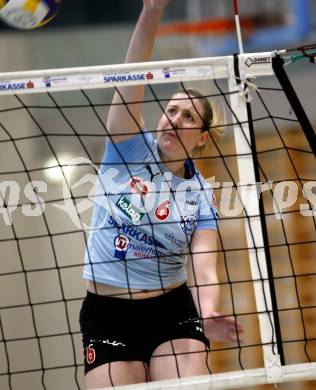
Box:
[0,51,285,95]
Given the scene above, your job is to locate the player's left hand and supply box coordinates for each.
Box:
[202,312,245,343]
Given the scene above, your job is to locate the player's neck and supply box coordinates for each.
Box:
[158,147,187,178]
[163,160,185,178]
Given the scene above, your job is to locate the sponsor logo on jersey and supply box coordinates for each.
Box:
[114,234,130,260]
[185,200,197,206]
[104,72,153,83]
[164,233,187,248]
[145,164,160,181]
[180,215,197,235]
[116,196,144,224]
[128,177,149,196]
[155,200,170,221]
[133,251,150,258]
[108,216,166,249]
[128,243,166,259]
[0,81,34,91]
[183,198,199,217]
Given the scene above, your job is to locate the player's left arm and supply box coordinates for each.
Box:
[188,229,244,343]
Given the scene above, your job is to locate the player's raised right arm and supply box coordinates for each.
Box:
[107,0,170,143]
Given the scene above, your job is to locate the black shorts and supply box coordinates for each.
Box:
[79,283,210,374]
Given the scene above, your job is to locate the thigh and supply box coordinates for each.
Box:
[149,339,211,381]
[85,361,149,389]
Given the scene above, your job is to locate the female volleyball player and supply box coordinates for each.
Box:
[80,0,243,388]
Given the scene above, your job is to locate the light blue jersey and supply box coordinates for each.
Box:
[83,130,218,289]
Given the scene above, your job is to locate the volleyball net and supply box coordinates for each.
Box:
[0,50,315,390]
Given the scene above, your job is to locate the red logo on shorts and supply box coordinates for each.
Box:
[86,346,96,364]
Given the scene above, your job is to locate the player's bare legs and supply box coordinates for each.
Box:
[150,339,210,381]
[85,361,149,389]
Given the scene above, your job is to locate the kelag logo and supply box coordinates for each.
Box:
[116,196,144,224]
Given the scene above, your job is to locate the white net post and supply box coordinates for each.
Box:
[227,54,282,382]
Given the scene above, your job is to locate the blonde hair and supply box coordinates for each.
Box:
[176,90,225,158]
[196,100,227,156]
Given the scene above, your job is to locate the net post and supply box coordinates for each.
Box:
[227,54,284,381]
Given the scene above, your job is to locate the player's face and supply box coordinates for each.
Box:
[156,93,209,159]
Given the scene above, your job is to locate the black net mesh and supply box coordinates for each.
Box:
[0,62,315,389]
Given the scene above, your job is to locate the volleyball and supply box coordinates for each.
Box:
[0,0,63,30]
